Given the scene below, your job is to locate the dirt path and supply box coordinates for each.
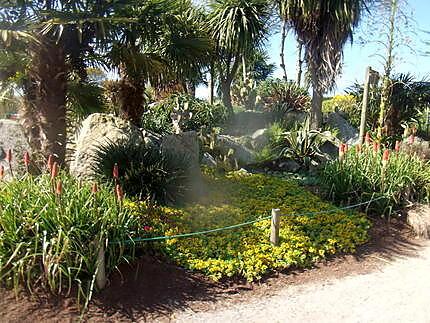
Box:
[173,240,430,323]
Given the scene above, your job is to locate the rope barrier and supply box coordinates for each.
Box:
[110,196,386,245]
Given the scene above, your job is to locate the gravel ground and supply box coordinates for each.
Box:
[173,240,430,323]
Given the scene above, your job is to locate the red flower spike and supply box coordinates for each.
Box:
[344,144,349,153]
[338,143,345,160]
[55,180,62,195]
[47,154,54,172]
[0,165,4,179]
[382,149,390,167]
[373,142,379,153]
[113,163,119,179]
[115,184,124,201]
[5,149,12,163]
[91,182,98,193]
[355,144,362,154]
[144,226,153,232]
[365,132,371,145]
[408,135,415,145]
[24,151,30,168]
[395,140,401,152]
[50,162,59,179]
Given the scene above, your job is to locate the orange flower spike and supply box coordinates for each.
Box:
[5,149,12,163]
[47,154,54,172]
[55,180,63,195]
[50,162,59,179]
[0,165,4,179]
[355,144,362,154]
[338,143,345,161]
[395,140,401,152]
[365,132,371,145]
[91,182,98,193]
[113,163,119,179]
[23,151,30,168]
[115,184,124,201]
[382,149,390,167]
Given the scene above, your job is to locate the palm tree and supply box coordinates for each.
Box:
[281,0,366,129]
[208,0,270,111]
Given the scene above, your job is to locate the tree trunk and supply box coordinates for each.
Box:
[220,80,233,112]
[208,64,215,105]
[118,74,145,125]
[296,40,304,86]
[21,77,42,154]
[280,19,288,81]
[310,73,323,129]
[29,38,67,164]
[242,55,247,83]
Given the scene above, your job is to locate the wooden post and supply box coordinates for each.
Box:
[270,208,281,246]
[359,67,371,144]
[96,244,107,290]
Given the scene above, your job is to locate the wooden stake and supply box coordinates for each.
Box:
[96,244,106,290]
[270,208,281,246]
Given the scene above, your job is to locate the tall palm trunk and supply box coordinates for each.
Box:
[296,40,304,85]
[26,37,67,164]
[219,56,239,113]
[118,73,145,125]
[310,72,323,129]
[208,63,215,105]
[280,19,288,80]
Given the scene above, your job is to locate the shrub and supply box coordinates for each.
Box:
[141,93,229,134]
[91,138,190,204]
[322,94,359,124]
[0,169,140,306]
[256,79,310,121]
[320,141,430,215]
[128,170,370,281]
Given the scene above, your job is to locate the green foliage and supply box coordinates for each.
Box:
[91,138,191,204]
[141,93,229,134]
[256,79,310,121]
[320,144,430,215]
[272,119,334,168]
[322,94,358,122]
[128,170,370,281]
[255,122,285,161]
[0,172,139,305]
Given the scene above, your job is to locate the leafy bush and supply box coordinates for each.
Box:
[320,142,430,215]
[272,119,334,168]
[127,170,370,281]
[322,94,358,123]
[0,170,140,306]
[91,138,190,204]
[141,93,229,134]
[256,79,310,120]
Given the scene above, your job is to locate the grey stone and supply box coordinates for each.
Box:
[161,131,200,173]
[407,204,430,239]
[217,135,256,165]
[326,112,359,144]
[278,160,301,172]
[224,110,274,136]
[251,128,269,149]
[0,119,31,179]
[70,113,145,178]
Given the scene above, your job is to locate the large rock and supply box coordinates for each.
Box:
[326,112,359,144]
[0,119,31,179]
[224,110,274,136]
[217,135,256,165]
[161,131,200,173]
[251,128,269,150]
[407,204,430,239]
[70,113,145,178]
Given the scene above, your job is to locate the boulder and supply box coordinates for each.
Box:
[326,112,359,144]
[0,119,31,179]
[251,128,269,149]
[407,204,430,239]
[217,135,256,165]
[278,160,301,172]
[161,131,200,173]
[70,113,146,178]
[223,110,274,136]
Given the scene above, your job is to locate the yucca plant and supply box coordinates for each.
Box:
[320,139,430,215]
[91,138,191,204]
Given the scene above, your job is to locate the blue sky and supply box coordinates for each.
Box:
[197,0,430,98]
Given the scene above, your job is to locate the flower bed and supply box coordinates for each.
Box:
[128,170,370,281]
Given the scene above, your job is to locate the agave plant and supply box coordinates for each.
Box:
[274,118,333,169]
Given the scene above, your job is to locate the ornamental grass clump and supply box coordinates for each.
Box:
[0,154,140,308]
[320,134,430,215]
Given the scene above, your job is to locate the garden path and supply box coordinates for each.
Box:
[173,240,430,323]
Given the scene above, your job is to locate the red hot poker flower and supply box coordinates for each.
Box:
[365,132,371,145]
[373,142,380,153]
[382,149,390,167]
[50,162,59,179]
[47,154,54,172]
[91,182,98,193]
[113,163,119,179]
[115,184,124,201]
[55,180,62,195]
[0,165,4,179]
[395,140,401,152]
[24,151,30,168]
[5,149,12,163]
[144,226,153,232]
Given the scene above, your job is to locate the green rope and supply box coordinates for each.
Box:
[110,196,386,245]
